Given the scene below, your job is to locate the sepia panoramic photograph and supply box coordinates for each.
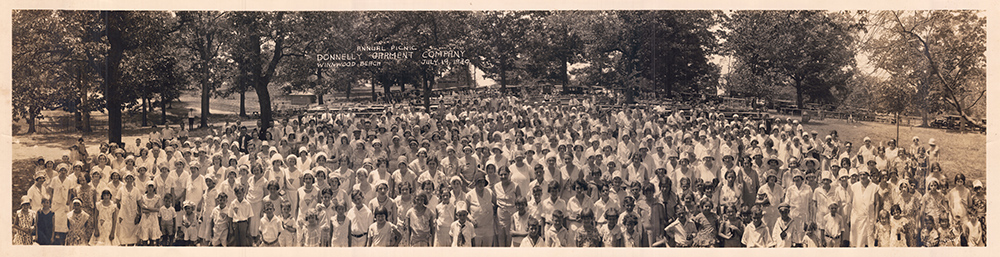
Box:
[8,8,987,249]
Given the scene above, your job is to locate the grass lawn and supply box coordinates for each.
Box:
[11,159,35,210]
[800,118,986,183]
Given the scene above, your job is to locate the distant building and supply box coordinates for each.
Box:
[284,92,317,106]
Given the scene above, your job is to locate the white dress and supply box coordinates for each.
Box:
[138,194,162,241]
[93,202,119,245]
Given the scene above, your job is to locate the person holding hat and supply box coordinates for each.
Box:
[14,196,36,245]
[449,200,477,247]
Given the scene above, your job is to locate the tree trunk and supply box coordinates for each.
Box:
[74,64,83,131]
[74,106,82,131]
[142,94,149,127]
[371,80,377,102]
[27,106,37,134]
[239,89,247,117]
[346,83,352,101]
[82,110,91,133]
[255,82,272,140]
[560,49,569,92]
[794,79,804,111]
[80,68,92,133]
[105,11,125,145]
[920,110,929,127]
[316,92,324,105]
[384,79,392,100]
[161,95,168,125]
[423,69,431,113]
[500,63,508,92]
[200,31,214,129]
[467,63,474,89]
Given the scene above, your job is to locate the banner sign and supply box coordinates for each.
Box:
[316,45,469,68]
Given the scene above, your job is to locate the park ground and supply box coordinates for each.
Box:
[9,92,987,209]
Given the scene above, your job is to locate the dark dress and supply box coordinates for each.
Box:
[36,210,55,245]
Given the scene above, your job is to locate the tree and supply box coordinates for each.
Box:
[467,11,539,91]
[870,11,985,129]
[571,11,721,103]
[723,11,860,108]
[227,11,305,139]
[13,10,66,134]
[103,11,181,144]
[175,11,228,128]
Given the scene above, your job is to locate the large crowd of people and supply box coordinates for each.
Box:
[12,95,986,247]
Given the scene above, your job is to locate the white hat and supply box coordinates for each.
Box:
[929,138,936,146]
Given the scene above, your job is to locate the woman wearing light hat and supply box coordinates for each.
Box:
[49,163,76,245]
[465,171,497,246]
[13,196,35,245]
[849,168,878,247]
[116,172,141,246]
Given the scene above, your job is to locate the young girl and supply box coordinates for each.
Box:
[919,215,939,247]
[36,198,56,245]
[197,176,218,245]
[692,199,719,247]
[874,209,891,247]
[177,201,200,246]
[405,193,434,246]
[93,190,118,245]
[13,196,36,245]
[66,199,91,245]
[888,205,911,247]
[937,215,959,246]
[509,197,531,246]
[137,181,162,245]
[718,204,744,247]
[327,201,350,247]
[367,207,400,247]
[298,207,324,246]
